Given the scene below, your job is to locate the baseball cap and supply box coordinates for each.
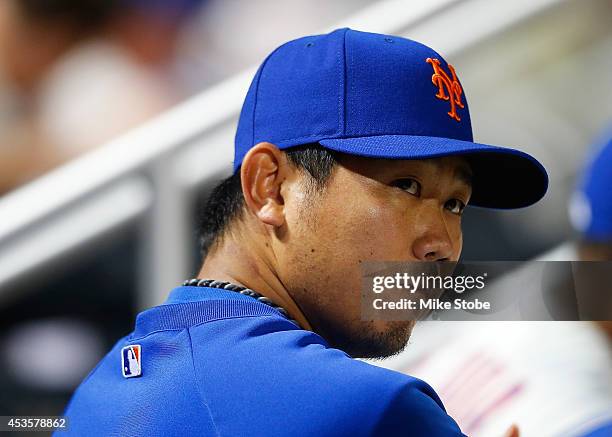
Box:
[235,28,548,209]
[569,128,612,241]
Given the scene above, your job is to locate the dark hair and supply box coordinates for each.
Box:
[17,0,120,32]
[197,143,339,259]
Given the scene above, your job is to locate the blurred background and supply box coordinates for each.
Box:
[0,0,610,435]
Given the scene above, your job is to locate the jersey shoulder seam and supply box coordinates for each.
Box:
[186,327,222,437]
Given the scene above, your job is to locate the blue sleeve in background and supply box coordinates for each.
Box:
[581,421,612,437]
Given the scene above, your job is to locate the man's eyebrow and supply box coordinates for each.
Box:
[455,166,473,187]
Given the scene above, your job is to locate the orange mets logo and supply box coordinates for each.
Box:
[425,58,464,122]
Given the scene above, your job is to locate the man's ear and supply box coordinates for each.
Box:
[240,142,291,227]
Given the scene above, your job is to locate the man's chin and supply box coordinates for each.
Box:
[338,320,416,360]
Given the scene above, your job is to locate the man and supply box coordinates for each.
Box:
[60,28,547,436]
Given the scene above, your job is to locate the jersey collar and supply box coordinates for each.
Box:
[131,286,290,339]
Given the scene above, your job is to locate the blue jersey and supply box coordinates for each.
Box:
[58,286,465,436]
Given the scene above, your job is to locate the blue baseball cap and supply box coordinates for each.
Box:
[569,128,612,241]
[234,28,548,209]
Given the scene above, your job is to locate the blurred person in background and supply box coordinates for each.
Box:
[0,0,204,195]
[570,128,612,341]
[570,128,612,263]
[376,128,612,437]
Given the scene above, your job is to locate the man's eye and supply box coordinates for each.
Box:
[445,199,466,215]
[392,178,421,196]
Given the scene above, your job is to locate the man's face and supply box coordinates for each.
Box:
[278,154,472,358]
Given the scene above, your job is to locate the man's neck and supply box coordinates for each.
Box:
[197,237,313,331]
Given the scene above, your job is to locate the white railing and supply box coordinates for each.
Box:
[0,0,566,309]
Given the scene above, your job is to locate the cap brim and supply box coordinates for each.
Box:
[319,135,548,209]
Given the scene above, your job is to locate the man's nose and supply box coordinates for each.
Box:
[411,202,454,261]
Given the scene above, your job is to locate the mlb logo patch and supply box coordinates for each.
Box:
[121,345,142,378]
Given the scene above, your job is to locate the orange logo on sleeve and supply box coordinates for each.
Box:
[426,58,465,122]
